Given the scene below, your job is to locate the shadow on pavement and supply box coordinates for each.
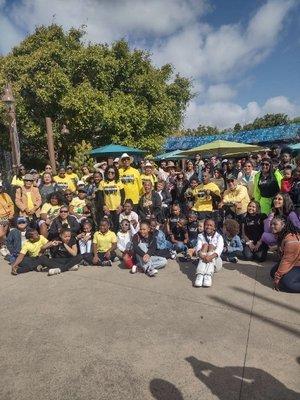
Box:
[185,356,300,400]
[233,287,300,314]
[177,256,196,284]
[209,295,300,338]
[223,261,272,288]
[150,379,184,400]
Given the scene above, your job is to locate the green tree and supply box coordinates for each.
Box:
[242,113,290,131]
[69,140,94,175]
[182,124,219,137]
[0,25,192,164]
[234,123,242,132]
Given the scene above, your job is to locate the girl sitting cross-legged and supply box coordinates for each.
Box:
[194,219,224,288]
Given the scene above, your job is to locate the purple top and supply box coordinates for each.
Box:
[288,211,300,229]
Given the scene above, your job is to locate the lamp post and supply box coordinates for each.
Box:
[1,83,21,172]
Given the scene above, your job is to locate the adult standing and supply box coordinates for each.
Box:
[138,181,162,222]
[15,174,42,221]
[11,165,26,188]
[0,181,14,256]
[185,160,198,182]
[237,160,257,199]
[99,165,125,232]
[140,161,158,191]
[191,171,221,220]
[39,172,56,203]
[119,153,142,208]
[253,157,282,215]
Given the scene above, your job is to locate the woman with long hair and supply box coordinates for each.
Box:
[270,217,300,293]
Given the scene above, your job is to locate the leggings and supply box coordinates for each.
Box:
[40,255,83,272]
[270,264,300,293]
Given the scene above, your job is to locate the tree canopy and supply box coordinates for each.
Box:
[0,24,192,165]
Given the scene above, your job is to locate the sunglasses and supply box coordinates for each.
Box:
[227,179,235,183]
[65,193,72,196]
[261,162,270,166]
[107,170,115,174]
[24,179,33,182]
[45,166,52,169]
[60,210,68,213]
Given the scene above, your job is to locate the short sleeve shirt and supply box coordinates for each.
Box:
[93,230,117,252]
[20,236,48,257]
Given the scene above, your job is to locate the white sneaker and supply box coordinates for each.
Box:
[203,274,212,287]
[131,265,137,274]
[69,264,79,271]
[48,268,61,276]
[147,268,158,277]
[0,245,10,257]
[170,250,177,260]
[194,274,203,287]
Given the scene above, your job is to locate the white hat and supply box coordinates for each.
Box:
[121,153,131,159]
[144,161,153,167]
[113,158,120,163]
[77,180,85,186]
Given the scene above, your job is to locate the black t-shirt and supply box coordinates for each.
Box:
[187,221,199,241]
[258,172,280,198]
[168,214,184,231]
[51,236,77,258]
[243,213,266,243]
[171,225,187,241]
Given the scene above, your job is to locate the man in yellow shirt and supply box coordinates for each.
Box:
[11,229,57,275]
[118,153,142,206]
[192,172,221,219]
[221,175,250,216]
[53,167,76,192]
[92,219,117,266]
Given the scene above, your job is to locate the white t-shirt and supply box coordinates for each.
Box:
[196,232,224,257]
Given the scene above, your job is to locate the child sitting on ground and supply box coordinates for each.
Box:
[92,219,117,267]
[194,219,224,287]
[222,219,243,263]
[132,221,167,276]
[149,218,175,259]
[169,215,189,255]
[6,216,28,264]
[116,219,135,268]
[77,220,93,263]
[186,219,205,259]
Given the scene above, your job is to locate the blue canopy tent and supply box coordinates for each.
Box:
[90,144,147,157]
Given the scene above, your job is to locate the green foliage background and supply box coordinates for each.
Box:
[0,25,192,165]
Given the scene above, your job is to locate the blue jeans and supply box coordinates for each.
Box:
[270,264,300,293]
[136,242,167,272]
[172,241,188,253]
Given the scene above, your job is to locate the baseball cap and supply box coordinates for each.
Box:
[120,153,131,159]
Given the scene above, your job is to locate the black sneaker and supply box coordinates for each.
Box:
[101,260,112,267]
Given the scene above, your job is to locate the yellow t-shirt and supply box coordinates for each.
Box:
[11,176,24,187]
[53,176,76,192]
[93,230,117,252]
[192,182,220,212]
[20,236,48,257]
[118,167,141,205]
[66,172,79,181]
[99,180,124,211]
[70,197,86,214]
[140,173,157,193]
[40,203,61,219]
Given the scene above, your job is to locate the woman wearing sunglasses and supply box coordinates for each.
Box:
[253,157,282,214]
[48,206,80,240]
[99,165,125,232]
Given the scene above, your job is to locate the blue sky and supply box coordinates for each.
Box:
[0,0,299,129]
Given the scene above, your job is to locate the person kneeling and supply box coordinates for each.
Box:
[194,219,224,287]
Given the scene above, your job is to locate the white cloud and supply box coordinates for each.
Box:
[152,0,296,80]
[184,96,300,129]
[207,84,236,102]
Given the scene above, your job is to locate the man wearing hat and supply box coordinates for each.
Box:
[221,174,250,217]
[15,174,42,219]
[140,161,157,191]
[119,153,142,207]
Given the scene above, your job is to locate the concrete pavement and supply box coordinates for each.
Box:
[0,256,299,399]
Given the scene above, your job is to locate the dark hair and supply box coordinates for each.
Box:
[17,165,26,179]
[247,200,261,213]
[275,217,299,246]
[47,191,64,204]
[140,220,150,227]
[124,199,134,207]
[99,219,110,226]
[104,165,119,182]
[25,228,38,239]
[60,227,72,235]
[223,219,240,237]
[272,192,294,216]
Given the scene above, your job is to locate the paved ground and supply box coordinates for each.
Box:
[0,255,299,400]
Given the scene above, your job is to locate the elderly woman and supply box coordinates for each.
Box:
[237,160,257,199]
[138,181,162,222]
[15,174,42,221]
[270,217,300,293]
[253,157,282,214]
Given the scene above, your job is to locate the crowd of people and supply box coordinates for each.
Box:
[0,148,299,293]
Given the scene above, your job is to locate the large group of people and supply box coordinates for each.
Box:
[0,148,299,293]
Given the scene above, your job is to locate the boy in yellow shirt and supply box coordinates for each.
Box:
[11,229,58,275]
[92,219,117,266]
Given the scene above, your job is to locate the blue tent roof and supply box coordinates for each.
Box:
[90,144,146,156]
[165,123,300,151]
